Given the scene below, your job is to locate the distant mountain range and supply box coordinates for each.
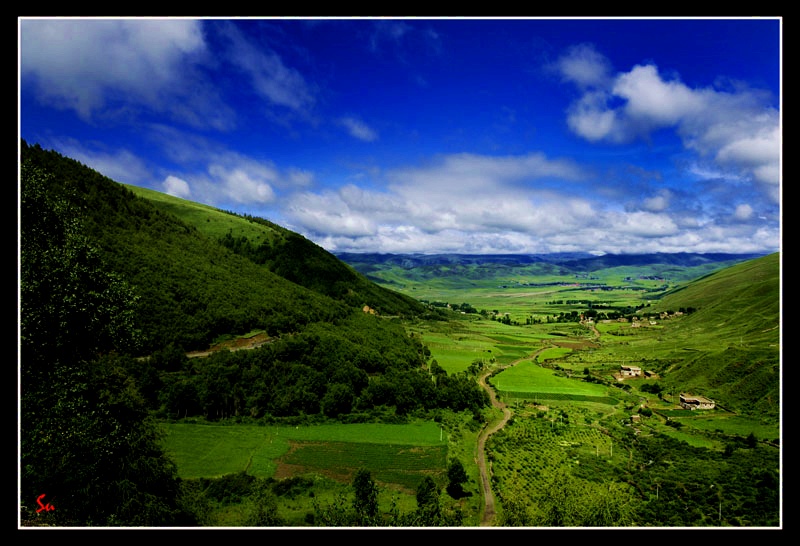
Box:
[334,251,767,271]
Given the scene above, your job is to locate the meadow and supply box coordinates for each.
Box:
[490,359,612,399]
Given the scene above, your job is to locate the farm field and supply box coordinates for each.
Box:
[161,421,448,481]
[159,418,481,526]
[490,359,613,399]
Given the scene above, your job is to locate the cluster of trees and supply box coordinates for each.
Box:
[135,315,488,421]
[313,464,468,527]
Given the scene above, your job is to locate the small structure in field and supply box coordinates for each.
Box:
[679,393,715,410]
[620,365,642,377]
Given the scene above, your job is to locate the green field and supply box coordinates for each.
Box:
[491,359,612,399]
[161,421,449,487]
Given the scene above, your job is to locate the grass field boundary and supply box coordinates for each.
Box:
[499,391,619,405]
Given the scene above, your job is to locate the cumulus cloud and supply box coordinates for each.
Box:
[556,47,780,189]
[19,19,234,128]
[285,151,598,250]
[163,175,191,199]
[282,146,780,255]
[208,164,276,204]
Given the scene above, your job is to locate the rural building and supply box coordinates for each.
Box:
[620,365,642,377]
[679,393,715,410]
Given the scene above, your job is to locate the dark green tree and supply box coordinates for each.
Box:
[20,159,182,526]
[446,459,468,498]
[321,383,355,418]
[352,468,380,526]
[412,476,441,526]
[245,480,286,526]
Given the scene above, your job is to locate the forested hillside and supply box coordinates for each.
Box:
[19,141,487,526]
[21,141,433,354]
[125,184,428,320]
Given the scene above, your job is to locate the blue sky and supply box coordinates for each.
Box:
[19,17,782,255]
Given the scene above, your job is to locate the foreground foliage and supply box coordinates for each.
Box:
[20,161,188,526]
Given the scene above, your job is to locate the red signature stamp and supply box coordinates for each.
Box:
[36,494,54,513]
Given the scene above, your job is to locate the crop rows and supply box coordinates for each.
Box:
[487,414,611,501]
[278,441,448,491]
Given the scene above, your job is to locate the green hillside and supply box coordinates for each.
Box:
[20,141,428,355]
[641,252,781,418]
[647,252,780,349]
[124,184,427,319]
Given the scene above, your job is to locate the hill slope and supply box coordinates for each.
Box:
[643,252,781,418]
[124,185,427,319]
[20,141,427,355]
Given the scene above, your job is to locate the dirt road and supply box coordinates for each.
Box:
[475,348,547,526]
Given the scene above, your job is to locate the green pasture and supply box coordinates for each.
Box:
[160,421,449,487]
[491,360,609,397]
[666,412,779,441]
[536,346,572,363]
[125,183,283,243]
[409,319,547,373]
[160,422,287,478]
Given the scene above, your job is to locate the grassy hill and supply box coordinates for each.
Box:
[20,141,429,355]
[124,185,428,319]
[640,252,781,418]
[646,252,780,349]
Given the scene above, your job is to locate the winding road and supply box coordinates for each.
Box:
[475,348,548,526]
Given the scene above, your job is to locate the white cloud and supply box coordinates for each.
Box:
[733,203,754,221]
[163,175,191,198]
[283,146,781,255]
[339,117,379,142]
[613,65,705,128]
[208,164,276,204]
[555,43,613,89]
[642,189,672,212]
[19,19,219,125]
[557,47,780,190]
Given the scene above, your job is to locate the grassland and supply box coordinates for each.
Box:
[125,184,285,244]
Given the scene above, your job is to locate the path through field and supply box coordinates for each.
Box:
[476,347,547,527]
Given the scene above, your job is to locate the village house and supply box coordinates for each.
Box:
[620,365,642,377]
[679,393,715,410]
